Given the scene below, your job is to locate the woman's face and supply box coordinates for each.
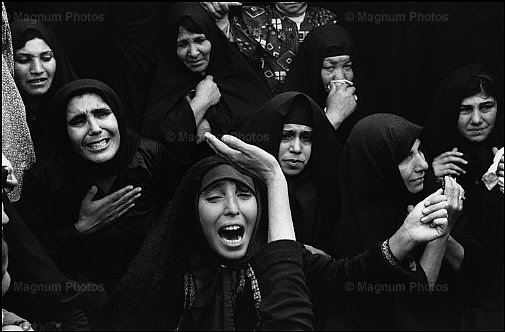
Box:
[14,37,56,96]
[199,179,257,260]
[457,93,497,143]
[398,139,428,194]
[321,55,353,93]
[177,26,211,74]
[66,93,120,163]
[278,124,313,176]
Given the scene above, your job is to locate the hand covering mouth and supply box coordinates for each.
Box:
[218,224,245,242]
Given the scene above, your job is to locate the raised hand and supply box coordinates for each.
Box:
[492,147,504,193]
[75,185,142,234]
[401,189,449,244]
[432,147,467,177]
[443,176,464,233]
[325,81,357,130]
[199,2,242,20]
[204,133,282,185]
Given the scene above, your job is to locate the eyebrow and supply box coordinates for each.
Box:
[67,108,111,122]
[15,50,53,56]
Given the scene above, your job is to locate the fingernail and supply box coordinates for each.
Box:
[422,208,429,214]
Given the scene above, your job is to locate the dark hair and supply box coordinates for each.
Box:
[178,16,203,35]
[463,75,496,100]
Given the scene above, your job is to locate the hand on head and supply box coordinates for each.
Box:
[204,132,283,185]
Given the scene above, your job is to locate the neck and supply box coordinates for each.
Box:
[275,4,307,18]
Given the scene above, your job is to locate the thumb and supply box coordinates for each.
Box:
[205,74,214,81]
[492,146,498,155]
[83,186,98,203]
[407,205,414,213]
[452,147,458,152]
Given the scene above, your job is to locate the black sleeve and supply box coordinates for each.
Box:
[303,243,428,302]
[143,96,198,164]
[252,240,314,331]
[16,170,83,262]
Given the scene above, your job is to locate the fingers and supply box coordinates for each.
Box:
[205,132,240,159]
[83,186,98,203]
[421,201,448,221]
[116,203,136,219]
[423,188,445,206]
[112,187,142,209]
[429,217,448,231]
[421,207,448,223]
[104,185,137,203]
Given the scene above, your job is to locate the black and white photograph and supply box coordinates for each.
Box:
[2,2,503,330]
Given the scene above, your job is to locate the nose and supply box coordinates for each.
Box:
[188,43,199,57]
[223,194,239,216]
[332,68,345,81]
[289,137,302,154]
[470,109,483,125]
[414,153,428,172]
[29,58,44,75]
[87,118,102,135]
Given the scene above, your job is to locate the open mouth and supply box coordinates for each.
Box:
[27,78,47,84]
[218,225,245,245]
[86,138,110,151]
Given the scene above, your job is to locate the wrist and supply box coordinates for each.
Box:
[389,226,417,262]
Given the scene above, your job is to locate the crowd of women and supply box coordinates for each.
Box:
[2,2,503,331]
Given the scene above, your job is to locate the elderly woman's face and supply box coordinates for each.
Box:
[177,26,211,74]
[398,139,428,194]
[199,179,257,260]
[14,37,56,96]
[278,124,313,176]
[457,93,497,143]
[321,55,353,93]
[66,93,120,163]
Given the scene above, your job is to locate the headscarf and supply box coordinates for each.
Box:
[421,64,504,169]
[113,155,268,330]
[142,2,271,139]
[421,65,504,313]
[2,4,36,202]
[334,113,422,257]
[10,19,78,161]
[282,24,369,141]
[238,92,341,254]
[283,24,357,109]
[48,79,141,180]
